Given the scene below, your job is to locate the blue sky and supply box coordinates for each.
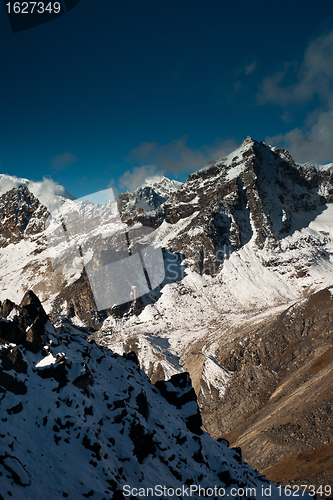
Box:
[0,0,333,198]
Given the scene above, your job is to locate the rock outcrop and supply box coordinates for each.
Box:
[0,292,294,499]
[0,186,48,247]
[0,290,47,352]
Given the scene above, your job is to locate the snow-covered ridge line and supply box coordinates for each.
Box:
[0,174,74,212]
[117,175,183,214]
[0,291,299,499]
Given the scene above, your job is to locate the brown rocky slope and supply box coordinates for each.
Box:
[197,287,333,491]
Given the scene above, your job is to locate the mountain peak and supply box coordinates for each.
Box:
[241,135,256,147]
[0,174,74,213]
[140,175,182,192]
[118,175,182,215]
[128,137,332,275]
[0,185,48,247]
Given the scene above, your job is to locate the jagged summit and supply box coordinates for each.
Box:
[141,174,182,191]
[118,175,182,214]
[193,137,297,182]
[126,138,332,274]
[0,174,74,212]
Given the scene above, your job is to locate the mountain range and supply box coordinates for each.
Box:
[0,137,332,496]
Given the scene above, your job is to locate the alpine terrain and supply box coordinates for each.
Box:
[0,137,333,497]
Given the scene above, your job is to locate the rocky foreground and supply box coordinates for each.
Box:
[0,291,305,500]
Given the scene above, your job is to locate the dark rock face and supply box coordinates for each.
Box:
[72,364,93,391]
[37,361,68,388]
[129,420,156,463]
[0,290,47,353]
[0,319,24,346]
[20,290,48,321]
[124,138,333,275]
[53,270,101,330]
[0,338,28,395]
[0,186,48,247]
[7,401,24,415]
[135,390,149,419]
[1,299,16,319]
[25,316,46,353]
[0,371,27,395]
[155,372,203,434]
[0,343,27,373]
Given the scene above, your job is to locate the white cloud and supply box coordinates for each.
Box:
[259,31,333,164]
[258,31,333,106]
[120,137,239,192]
[49,151,78,171]
[243,61,256,76]
[0,175,73,212]
[29,177,74,212]
[127,136,239,175]
[267,108,333,164]
[119,165,164,191]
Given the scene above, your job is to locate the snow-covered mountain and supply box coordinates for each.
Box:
[98,137,333,382]
[0,174,75,213]
[1,138,333,489]
[2,137,333,378]
[118,175,182,214]
[128,137,333,274]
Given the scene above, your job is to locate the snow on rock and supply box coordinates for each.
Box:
[35,352,65,368]
[0,306,301,499]
[118,175,182,214]
[2,138,333,420]
[0,174,74,212]
[200,355,231,400]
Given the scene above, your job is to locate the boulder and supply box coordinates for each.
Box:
[19,290,48,324]
[73,364,93,391]
[25,316,46,353]
[37,360,68,389]
[0,320,25,345]
[0,299,16,319]
[155,373,203,434]
[0,291,48,353]
[0,369,27,394]
[0,343,27,373]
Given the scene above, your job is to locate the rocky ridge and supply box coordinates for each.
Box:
[197,286,333,490]
[118,176,182,215]
[0,291,297,500]
[125,137,333,274]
